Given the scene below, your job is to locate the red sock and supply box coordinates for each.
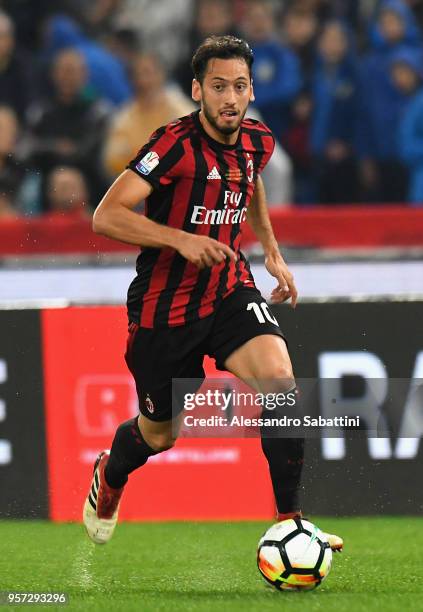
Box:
[277,510,303,522]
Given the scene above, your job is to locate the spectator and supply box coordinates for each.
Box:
[367,0,422,52]
[69,0,124,38]
[407,0,423,32]
[0,192,15,218]
[311,21,360,203]
[26,48,111,203]
[281,6,319,85]
[0,105,35,216]
[283,91,315,203]
[242,0,302,140]
[44,166,90,217]
[283,0,359,25]
[43,14,132,106]
[0,0,56,53]
[103,53,195,177]
[359,0,423,201]
[397,52,423,204]
[391,47,423,94]
[173,0,240,97]
[112,0,193,71]
[328,0,361,27]
[0,10,35,119]
[102,27,141,70]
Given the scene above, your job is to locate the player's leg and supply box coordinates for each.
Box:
[225,334,342,550]
[224,333,294,387]
[83,322,206,544]
[210,287,343,551]
[209,289,304,520]
[83,400,185,545]
[104,411,186,489]
[225,334,304,521]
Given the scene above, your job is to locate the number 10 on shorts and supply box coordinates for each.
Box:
[247,302,279,326]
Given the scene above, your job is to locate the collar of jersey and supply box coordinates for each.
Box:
[192,110,241,151]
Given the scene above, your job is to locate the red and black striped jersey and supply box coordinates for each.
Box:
[127,109,275,328]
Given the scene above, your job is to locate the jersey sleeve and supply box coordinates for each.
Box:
[257,130,275,175]
[127,126,185,190]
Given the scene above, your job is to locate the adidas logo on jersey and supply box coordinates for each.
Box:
[207,166,221,180]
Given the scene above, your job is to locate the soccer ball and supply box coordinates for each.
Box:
[257,518,332,591]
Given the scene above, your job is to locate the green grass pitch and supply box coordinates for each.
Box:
[1,518,422,611]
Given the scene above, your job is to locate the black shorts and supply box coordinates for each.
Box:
[125,286,286,421]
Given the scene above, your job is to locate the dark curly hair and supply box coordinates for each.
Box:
[191,35,254,83]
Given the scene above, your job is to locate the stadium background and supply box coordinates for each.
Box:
[1,0,423,526]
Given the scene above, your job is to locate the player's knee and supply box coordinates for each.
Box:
[144,433,176,453]
[256,363,295,391]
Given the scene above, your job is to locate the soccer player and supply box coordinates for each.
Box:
[83,36,343,551]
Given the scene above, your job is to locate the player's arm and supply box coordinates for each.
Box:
[93,170,236,269]
[246,175,298,307]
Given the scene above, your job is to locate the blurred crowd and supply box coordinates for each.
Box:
[2,0,423,220]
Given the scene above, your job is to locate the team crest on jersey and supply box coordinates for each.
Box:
[136,151,160,175]
[246,153,254,183]
[225,168,242,182]
[145,393,155,414]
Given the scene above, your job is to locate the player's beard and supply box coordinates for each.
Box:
[202,98,247,136]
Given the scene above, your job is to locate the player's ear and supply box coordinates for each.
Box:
[250,79,255,103]
[192,79,202,103]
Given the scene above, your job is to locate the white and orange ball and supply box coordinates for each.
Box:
[257,518,332,591]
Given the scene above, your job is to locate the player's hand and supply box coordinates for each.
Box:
[177,234,237,269]
[265,251,298,308]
